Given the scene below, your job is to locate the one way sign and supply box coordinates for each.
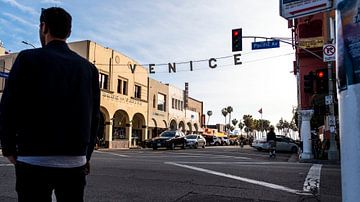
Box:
[323,44,336,62]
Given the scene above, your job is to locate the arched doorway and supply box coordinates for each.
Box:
[113,110,129,141]
[179,121,185,132]
[98,107,110,148]
[194,123,199,133]
[149,118,158,138]
[187,122,192,134]
[132,113,146,146]
[170,119,177,131]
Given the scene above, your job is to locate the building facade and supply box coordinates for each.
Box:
[147,78,169,138]
[0,40,205,149]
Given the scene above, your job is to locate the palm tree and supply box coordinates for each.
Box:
[221,108,228,130]
[243,115,254,138]
[238,122,244,132]
[206,110,213,127]
[226,106,233,127]
[232,119,238,127]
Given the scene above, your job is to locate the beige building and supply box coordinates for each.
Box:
[147,78,169,138]
[69,40,149,149]
[0,40,205,149]
[186,97,204,133]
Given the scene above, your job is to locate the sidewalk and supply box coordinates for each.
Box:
[287,152,340,165]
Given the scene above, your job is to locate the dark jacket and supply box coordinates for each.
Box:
[267,131,276,142]
[0,40,100,161]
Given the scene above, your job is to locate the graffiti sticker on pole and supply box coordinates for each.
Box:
[323,44,336,62]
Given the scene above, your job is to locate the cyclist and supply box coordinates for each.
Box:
[267,126,276,158]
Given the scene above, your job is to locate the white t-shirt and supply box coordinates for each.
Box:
[17,156,86,168]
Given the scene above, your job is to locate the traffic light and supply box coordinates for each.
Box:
[303,72,314,93]
[315,68,328,94]
[232,28,242,52]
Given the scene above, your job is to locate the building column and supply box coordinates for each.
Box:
[300,110,314,159]
[142,126,148,140]
[106,120,113,149]
[126,122,133,147]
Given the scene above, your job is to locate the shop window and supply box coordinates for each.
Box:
[153,95,156,108]
[298,20,323,38]
[157,93,166,111]
[134,85,141,99]
[123,80,128,95]
[99,73,109,90]
[117,79,122,94]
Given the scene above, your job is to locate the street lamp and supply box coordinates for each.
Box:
[21,41,36,48]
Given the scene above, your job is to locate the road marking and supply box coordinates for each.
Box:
[95,151,129,157]
[172,152,251,160]
[165,162,312,196]
[164,161,301,165]
[303,164,322,194]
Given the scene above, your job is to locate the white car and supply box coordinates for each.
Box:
[185,134,206,149]
[252,136,298,153]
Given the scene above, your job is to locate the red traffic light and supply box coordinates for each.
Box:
[317,71,325,78]
[233,31,239,36]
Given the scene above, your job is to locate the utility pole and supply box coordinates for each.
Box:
[325,11,339,161]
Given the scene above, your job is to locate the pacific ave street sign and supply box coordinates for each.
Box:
[251,40,280,50]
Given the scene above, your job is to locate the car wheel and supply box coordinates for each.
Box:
[171,142,175,150]
[215,142,220,146]
[153,146,157,150]
[202,144,205,149]
[257,148,262,151]
[291,146,298,153]
[194,143,198,149]
[182,142,186,149]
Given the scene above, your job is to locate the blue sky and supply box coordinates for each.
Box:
[0,0,297,126]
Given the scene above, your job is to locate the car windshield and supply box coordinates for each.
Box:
[160,131,176,137]
[186,135,197,139]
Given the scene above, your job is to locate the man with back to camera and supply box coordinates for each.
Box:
[0,7,100,202]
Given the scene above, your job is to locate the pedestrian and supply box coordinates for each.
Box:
[0,7,100,202]
[266,126,276,158]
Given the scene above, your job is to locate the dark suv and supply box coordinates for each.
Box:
[152,130,186,150]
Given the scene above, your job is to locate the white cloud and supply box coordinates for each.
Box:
[3,12,37,28]
[1,0,38,15]
[41,0,62,5]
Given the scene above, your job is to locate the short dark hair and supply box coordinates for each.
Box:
[40,7,72,39]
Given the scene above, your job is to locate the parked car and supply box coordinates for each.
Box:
[185,134,206,149]
[152,130,186,150]
[251,135,298,153]
[209,136,222,146]
[221,137,230,146]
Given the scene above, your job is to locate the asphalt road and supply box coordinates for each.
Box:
[0,146,341,202]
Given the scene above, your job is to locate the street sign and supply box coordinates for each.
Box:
[280,0,334,19]
[251,40,280,50]
[0,71,9,78]
[323,44,336,62]
[325,95,333,105]
[328,115,336,126]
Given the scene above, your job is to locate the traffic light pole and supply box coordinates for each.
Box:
[326,12,339,161]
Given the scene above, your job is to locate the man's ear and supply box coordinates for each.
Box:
[41,22,49,34]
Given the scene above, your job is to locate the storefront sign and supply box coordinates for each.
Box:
[102,92,143,106]
[280,0,334,19]
[299,37,324,49]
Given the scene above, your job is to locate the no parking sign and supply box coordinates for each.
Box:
[323,44,336,62]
